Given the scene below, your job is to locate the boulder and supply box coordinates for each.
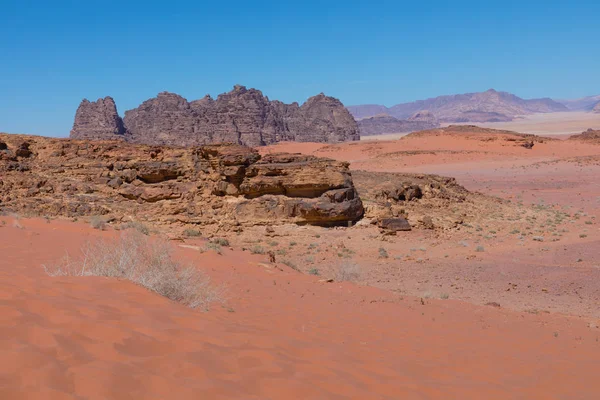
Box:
[378,217,412,232]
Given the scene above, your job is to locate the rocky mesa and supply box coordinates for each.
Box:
[71,85,359,147]
[0,134,364,230]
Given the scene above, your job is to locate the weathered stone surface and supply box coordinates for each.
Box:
[70,97,125,140]
[71,86,359,146]
[378,217,412,232]
[353,170,474,230]
[0,134,364,228]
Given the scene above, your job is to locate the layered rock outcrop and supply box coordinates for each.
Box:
[70,97,125,140]
[71,86,359,146]
[0,134,363,228]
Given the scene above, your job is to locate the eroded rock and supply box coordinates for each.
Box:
[0,134,364,228]
[71,86,359,146]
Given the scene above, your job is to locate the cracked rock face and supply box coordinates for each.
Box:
[70,86,359,147]
[0,134,364,228]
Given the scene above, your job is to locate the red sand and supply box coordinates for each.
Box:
[1,218,600,399]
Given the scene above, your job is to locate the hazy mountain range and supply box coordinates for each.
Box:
[348,89,600,123]
[556,95,600,111]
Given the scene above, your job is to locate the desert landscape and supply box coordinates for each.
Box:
[3,2,600,398]
[2,105,600,398]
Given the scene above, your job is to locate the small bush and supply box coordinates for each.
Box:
[440,293,450,300]
[43,232,222,309]
[204,242,222,255]
[580,234,588,238]
[378,247,389,259]
[250,245,265,255]
[90,216,107,230]
[212,238,230,247]
[475,245,485,252]
[183,229,202,237]
[308,268,320,276]
[334,261,360,282]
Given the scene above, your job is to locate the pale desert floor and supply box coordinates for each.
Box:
[360,111,600,141]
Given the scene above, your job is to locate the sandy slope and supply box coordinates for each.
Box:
[1,218,600,399]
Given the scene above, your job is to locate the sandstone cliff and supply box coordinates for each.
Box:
[71,86,359,146]
[70,97,125,140]
[0,134,363,228]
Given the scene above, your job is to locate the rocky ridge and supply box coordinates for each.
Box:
[0,134,364,230]
[71,86,359,147]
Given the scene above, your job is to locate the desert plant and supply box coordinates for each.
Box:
[308,268,320,276]
[183,228,202,237]
[43,231,222,309]
[334,261,360,282]
[475,245,485,252]
[378,247,389,258]
[212,237,230,247]
[203,242,223,255]
[250,245,265,255]
[90,216,107,230]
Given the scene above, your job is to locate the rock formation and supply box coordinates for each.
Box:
[70,86,359,147]
[569,128,600,141]
[357,111,439,136]
[70,97,125,140]
[0,133,363,228]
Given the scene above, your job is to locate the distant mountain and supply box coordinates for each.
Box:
[357,111,439,136]
[555,95,600,111]
[346,104,389,119]
[347,89,568,123]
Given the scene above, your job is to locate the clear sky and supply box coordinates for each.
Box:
[1,0,599,137]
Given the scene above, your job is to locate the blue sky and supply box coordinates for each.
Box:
[1,0,599,137]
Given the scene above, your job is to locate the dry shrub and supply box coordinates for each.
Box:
[90,215,107,230]
[44,231,223,309]
[334,261,361,282]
